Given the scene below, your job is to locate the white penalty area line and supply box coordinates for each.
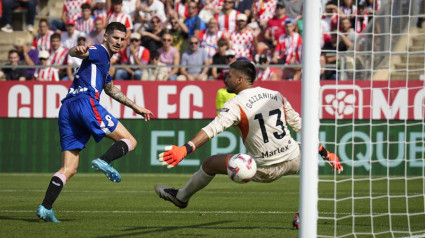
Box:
[0,210,290,215]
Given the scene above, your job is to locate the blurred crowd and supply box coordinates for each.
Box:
[0,0,381,81]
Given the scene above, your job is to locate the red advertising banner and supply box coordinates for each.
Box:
[0,80,423,120]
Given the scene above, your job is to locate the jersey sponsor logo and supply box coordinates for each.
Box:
[260,145,289,158]
[89,46,97,50]
[220,108,230,112]
[68,86,89,95]
[246,93,278,108]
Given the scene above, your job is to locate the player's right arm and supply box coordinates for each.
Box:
[69,45,90,59]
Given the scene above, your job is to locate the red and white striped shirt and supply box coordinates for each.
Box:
[116,45,150,67]
[107,12,133,30]
[175,1,188,20]
[93,7,108,20]
[257,67,276,81]
[75,16,95,34]
[229,29,255,60]
[34,67,59,81]
[253,0,278,23]
[199,29,225,58]
[215,9,240,34]
[275,32,302,64]
[63,0,90,21]
[32,30,54,51]
[43,47,69,81]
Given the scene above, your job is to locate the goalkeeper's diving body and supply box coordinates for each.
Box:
[154,60,343,227]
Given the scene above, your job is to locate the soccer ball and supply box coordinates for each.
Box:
[227,153,257,183]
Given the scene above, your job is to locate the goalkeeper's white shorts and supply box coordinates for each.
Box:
[252,149,301,183]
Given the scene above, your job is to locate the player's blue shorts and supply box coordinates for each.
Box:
[58,94,119,151]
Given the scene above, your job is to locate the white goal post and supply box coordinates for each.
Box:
[301,0,425,237]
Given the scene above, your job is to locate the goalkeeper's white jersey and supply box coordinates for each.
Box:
[202,87,302,166]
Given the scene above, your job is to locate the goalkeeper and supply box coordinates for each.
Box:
[154,60,343,225]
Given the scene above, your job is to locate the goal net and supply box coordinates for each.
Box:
[317,0,425,237]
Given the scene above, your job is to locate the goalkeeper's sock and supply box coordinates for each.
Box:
[100,140,131,164]
[41,172,66,210]
[177,167,214,202]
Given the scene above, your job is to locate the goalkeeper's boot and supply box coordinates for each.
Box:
[36,205,60,223]
[292,212,300,229]
[154,185,188,209]
[91,158,121,183]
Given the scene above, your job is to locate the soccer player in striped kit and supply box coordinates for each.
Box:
[36,22,153,222]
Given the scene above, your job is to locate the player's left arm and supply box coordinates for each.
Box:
[104,81,153,121]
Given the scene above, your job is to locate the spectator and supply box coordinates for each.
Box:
[177,36,210,81]
[199,0,223,23]
[88,17,106,45]
[75,3,95,34]
[320,53,336,80]
[34,50,52,81]
[14,38,38,79]
[92,0,108,25]
[140,15,166,53]
[65,33,87,81]
[281,0,303,19]
[61,19,81,50]
[272,18,302,80]
[47,33,69,81]
[234,0,254,19]
[32,18,54,52]
[215,0,241,34]
[1,0,37,33]
[173,0,189,21]
[166,11,189,52]
[50,0,90,31]
[256,54,277,81]
[113,32,150,80]
[339,17,356,48]
[356,1,369,33]
[158,33,180,80]
[229,14,255,60]
[199,17,227,60]
[260,2,289,53]
[340,0,357,27]
[365,0,380,14]
[217,49,237,79]
[141,50,168,80]
[122,0,141,20]
[0,50,27,81]
[184,1,206,37]
[136,0,166,31]
[108,0,134,35]
[252,0,278,29]
[211,38,229,80]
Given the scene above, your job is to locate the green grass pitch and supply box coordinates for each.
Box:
[0,173,423,237]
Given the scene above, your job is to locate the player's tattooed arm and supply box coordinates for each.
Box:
[104,81,136,108]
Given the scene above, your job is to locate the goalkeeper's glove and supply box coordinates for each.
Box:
[158,142,196,169]
[319,145,343,174]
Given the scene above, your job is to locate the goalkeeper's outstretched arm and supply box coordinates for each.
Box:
[319,144,343,174]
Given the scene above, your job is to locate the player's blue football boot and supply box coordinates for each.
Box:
[91,158,121,183]
[36,205,60,223]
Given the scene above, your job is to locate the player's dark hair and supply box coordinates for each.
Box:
[81,3,91,10]
[230,60,256,83]
[105,22,127,35]
[50,33,61,41]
